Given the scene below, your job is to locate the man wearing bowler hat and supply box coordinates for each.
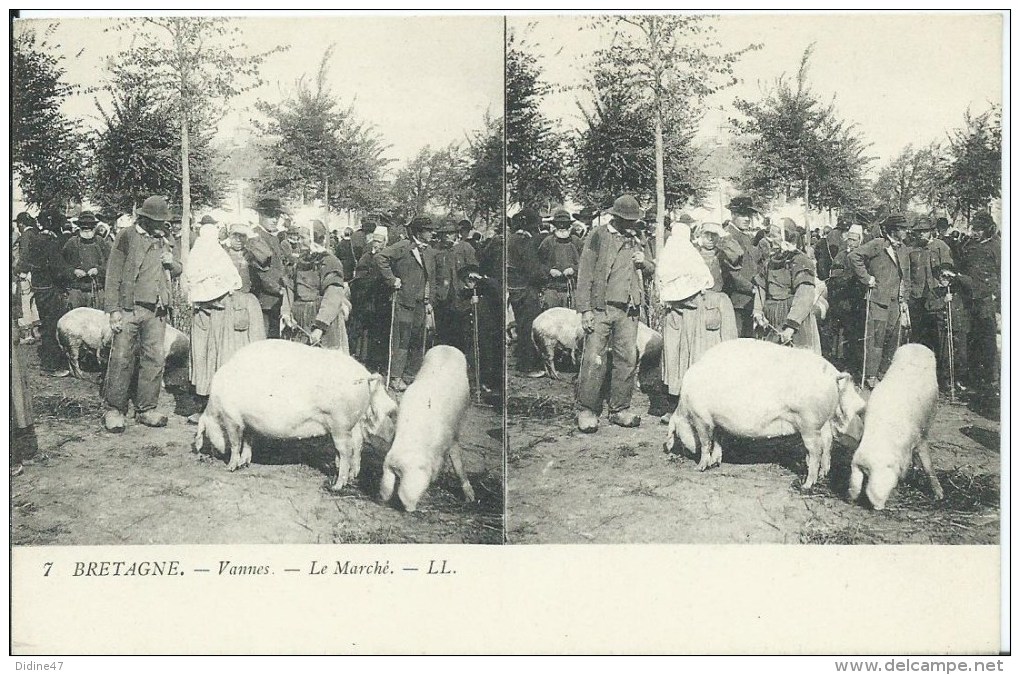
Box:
[246,197,292,338]
[574,194,655,433]
[721,196,762,337]
[102,196,182,431]
[375,214,438,391]
[63,211,111,309]
[849,213,913,388]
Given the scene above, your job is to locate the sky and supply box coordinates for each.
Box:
[509,12,1004,175]
[14,13,505,170]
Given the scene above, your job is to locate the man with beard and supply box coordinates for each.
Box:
[720,196,763,337]
[16,209,73,376]
[574,194,655,433]
[375,215,438,391]
[246,197,292,338]
[102,196,183,431]
[62,211,111,309]
[536,208,582,309]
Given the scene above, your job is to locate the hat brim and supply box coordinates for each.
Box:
[607,207,641,221]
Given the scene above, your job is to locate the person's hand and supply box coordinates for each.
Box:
[309,327,323,345]
[945,292,953,303]
[549,268,563,278]
[900,304,911,328]
[87,267,98,277]
[752,310,767,327]
[581,310,595,334]
[392,278,402,290]
[160,251,175,267]
[563,267,575,277]
[779,327,795,344]
[282,314,297,329]
[867,276,877,288]
[74,268,87,279]
[632,251,645,266]
[18,272,30,281]
[109,311,124,334]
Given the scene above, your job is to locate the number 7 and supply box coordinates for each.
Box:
[43,562,53,577]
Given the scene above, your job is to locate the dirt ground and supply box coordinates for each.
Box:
[506,353,1000,545]
[11,344,503,545]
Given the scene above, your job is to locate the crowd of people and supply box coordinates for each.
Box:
[507,193,1002,434]
[11,195,505,442]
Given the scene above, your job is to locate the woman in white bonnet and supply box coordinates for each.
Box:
[657,220,739,421]
[183,215,265,423]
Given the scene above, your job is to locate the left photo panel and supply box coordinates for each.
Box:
[10,14,506,545]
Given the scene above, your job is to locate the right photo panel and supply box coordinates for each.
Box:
[505,13,1002,544]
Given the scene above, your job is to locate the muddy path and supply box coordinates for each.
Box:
[11,344,503,545]
[506,356,1000,545]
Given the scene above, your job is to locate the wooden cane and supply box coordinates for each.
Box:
[862,288,872,388]
[386,291,397,388]
[471,287,482,405]
[947,292,956,403]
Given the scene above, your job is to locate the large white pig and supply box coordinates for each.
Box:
[56,307,189,380]
[379,345,476,512]
[849,344,944,510]
[663,338,866,489]
[532,307,584,379]
[194,339,397,490]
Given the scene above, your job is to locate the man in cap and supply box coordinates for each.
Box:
[102,196,183,431]
[16,209,74,376]
[574,194,656,432]
[906,216,953,358]
[848,213,912,388]
[720,196,763,337]
[826,223,866,376]
[63,211,112,309]
[507,208,548,378]
[375,214,438,391]
[246,197,292,338]
[959,211,1000,392]
[536,208,583,309]
[431,216,479,350]
[572,205,599,237]
[350,231,389,369]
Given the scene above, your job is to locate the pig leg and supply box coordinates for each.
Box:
[692,418,714,472]
[448,442,476,504]
[800,429,824,490]
[866,468,898,510]
[818,421,834,480]
[379,458,398,503]
[224,422,244,472]
[348,424,365,482]
[328,432,354,492]
[848,460,865,503]
[239,436,253,469]
[914,440,944,501]
[708,439,723,469]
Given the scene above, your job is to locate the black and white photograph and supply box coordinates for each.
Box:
[10,13,505,546]
[505,13,1003,545]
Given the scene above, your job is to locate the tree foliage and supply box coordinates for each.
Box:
[462,114,505,226]
[571,54,706,210]
[12,25,88,210]
[733,45,873,213]
[506,30,568,210]
[254,46,391,213]
[946,106,1001,221]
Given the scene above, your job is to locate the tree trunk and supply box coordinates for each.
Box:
[181,110,191,265]
[803,172,809,232]
[324,176,330,231]
[654,108,665,268]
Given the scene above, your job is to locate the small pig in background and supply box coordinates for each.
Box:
[380,345,476,512]
[849,344,945,510]
[532,307,584,380]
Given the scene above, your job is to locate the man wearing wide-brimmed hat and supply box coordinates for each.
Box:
[574,194,655,433]
[959,211,1000,393]
[375,214,439,391]
[720,195,763,337]
[63,211,111,310]
[102,196,183,431]
[246,196,293,338]
[507,208,548,378]
[848,213,913,388]
[16,209,74,376]
[537,208,582,310]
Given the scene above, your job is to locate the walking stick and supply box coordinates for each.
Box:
[861,288,872,388]
[386,291,397,388]
[566,277,574,309]
[637,269,647,324]
[471,287,482,405]
[89,278,100,309]
[947,293,956,403]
